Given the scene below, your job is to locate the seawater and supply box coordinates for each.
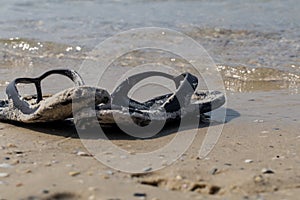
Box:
[0,0,299,95]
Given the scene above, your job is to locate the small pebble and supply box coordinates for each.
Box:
[261,131,269,134]
[69,171,80,177]
[158,155,165,159]
[75,46,81,51]
[253,119,264,123]
[11,159,19,165]
[0,163,13,168]
[6,143,17,148]
[0,172,9,177]
[244,159,253,163]
[261,168,275,174]
[208,185,221,195]
[272,155,283,160]
[102,175,109,179]
[56,53,64,58]
[133,193,147,198]
[143,167,152,172]
[16,182,23,187]
[13,150,24,154]
[106,170,114,175]
[182,183,188,189]
[76,151,91,157]
[66,47,73,52]
[210,168,218,175]
[24,169,32,174]
[254,175,264,183]
[42,189,49,194]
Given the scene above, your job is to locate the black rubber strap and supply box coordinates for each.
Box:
[6,69,84,114]
[111,71,198,112]
[161,73,198,112]
[111,71,174,110]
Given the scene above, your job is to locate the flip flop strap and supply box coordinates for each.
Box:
[111,71,198,112]
[161,73,198,112]
[6,69,84,114]
[111,71,174,110]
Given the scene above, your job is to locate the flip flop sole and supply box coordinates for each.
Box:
[74,90,225,128]
[0,86,110,123]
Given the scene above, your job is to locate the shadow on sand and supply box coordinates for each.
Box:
[6,108,240,140]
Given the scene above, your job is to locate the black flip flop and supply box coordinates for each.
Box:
[0,69,109,123]
[0,69,225,126]
[74,71,225,127]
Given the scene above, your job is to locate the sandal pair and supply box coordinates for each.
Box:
[0,69,225,126]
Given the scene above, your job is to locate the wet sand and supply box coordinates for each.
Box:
[0,31,299,200]
[0,89,299,200]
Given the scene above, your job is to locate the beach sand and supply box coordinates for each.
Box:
[0,89,299,200]
[0,1,299,198]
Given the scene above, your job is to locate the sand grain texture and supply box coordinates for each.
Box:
[0,90,299,200]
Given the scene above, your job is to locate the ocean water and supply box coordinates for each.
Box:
[0,0,299,96]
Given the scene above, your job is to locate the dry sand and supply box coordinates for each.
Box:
[0,90,299,200]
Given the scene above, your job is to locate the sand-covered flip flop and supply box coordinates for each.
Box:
[75,71,225,127]
[0,69,225,126]
[0,69,110,123]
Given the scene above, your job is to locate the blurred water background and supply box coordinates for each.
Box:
[0,0,299,95]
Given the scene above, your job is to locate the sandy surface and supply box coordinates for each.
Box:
[0,89,299,200]
[0,1,299,199]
